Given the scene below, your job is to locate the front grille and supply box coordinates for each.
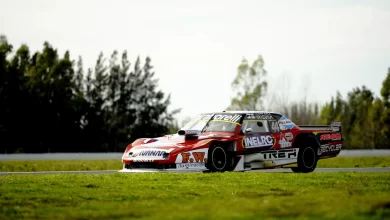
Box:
[125,162,177,169]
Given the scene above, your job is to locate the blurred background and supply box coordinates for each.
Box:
[1,0,390,153]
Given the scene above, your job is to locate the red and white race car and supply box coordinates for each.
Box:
[120,111,343,173]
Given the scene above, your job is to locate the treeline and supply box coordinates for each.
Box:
[1,36,389,152]
[0,35,179,153]
[269,70,390,149]
[229,55,390,149]
[319,77,390,149]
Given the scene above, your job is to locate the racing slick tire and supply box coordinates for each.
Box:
[291,144,318,173]
[206,143,233,172]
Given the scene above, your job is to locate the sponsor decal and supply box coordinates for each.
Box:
[181,152,208,163]
[194,114,242,122]
[318,144,342,155]
[193,114,213,121]
[212,114,242,122]
[243,135,275,148]
[130,150,167,157]
[319,133,342,141]
[128,148,174,159]
[279,116,295,130]
[330,122,341,126]
[327,122,341,132]
[279,132,293,148]
[270,121,281,132]
[175,148,209,164]
[177,163,205,169]
[245,113,274,120]
[132,159,154,162]
[327,127,340,132]
[261,148,298,160]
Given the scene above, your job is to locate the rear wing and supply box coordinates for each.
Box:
[298,121,341,132]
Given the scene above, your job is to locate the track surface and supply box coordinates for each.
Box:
[0,168,389,176]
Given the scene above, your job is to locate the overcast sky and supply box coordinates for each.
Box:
[1,0,389,123]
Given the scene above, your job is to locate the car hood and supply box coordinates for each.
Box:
[123,132,236,161]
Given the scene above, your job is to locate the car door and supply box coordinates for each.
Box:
[240,113,276,151]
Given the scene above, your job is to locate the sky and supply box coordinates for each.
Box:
[1,0,390,124]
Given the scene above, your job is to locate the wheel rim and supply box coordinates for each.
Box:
[212,146,227,170]
[302,147,315,168]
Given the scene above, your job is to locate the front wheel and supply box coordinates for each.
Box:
[291,145,318,173]
[207,144,232,172]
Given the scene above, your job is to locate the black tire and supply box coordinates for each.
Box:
[291,144,318,173]
[207,144,232,172]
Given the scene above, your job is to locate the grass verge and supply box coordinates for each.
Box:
[0,156,389,172]
[0,172,389,219]
[0,159,122,172]
[317,156,390,168]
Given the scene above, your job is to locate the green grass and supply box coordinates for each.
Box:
[317,156,390,168]
[0,159,122,172]
[0,172,389,219]
[0,156,389,172]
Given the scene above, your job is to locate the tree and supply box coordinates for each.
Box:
[227,55,267,110]
[23,43,81,152]
[345,86,375,149]
[370,98,387,148]
[128,56,180,140]
[81,52,180,152]
[0,35,16,153]
[0,34,181,153]
[82,52,109,151]
[381,67,390,107]
[380,67,390,147]
[319,85,390,149]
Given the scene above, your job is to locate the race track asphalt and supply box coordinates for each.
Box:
[0,168,389,176]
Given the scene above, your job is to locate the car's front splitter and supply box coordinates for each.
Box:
[118,168,208,173]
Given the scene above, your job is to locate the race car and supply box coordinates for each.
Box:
[120,111,343,173]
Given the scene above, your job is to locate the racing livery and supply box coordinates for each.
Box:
[120,111,343,173]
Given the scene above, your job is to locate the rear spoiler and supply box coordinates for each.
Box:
[298,121,341,132]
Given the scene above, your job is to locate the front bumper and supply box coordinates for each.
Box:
[124,162,177,170]
[119,162,208,173]
[118,168,207,173]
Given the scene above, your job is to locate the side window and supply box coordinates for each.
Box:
[242,120,269,133]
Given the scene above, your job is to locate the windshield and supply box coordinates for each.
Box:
[181,120,208,131]
[181,113,241,133]
[203,121,237,132]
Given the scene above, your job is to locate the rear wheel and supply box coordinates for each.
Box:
[291,145,318,173]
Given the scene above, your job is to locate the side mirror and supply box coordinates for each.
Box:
[244,128,253,133]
